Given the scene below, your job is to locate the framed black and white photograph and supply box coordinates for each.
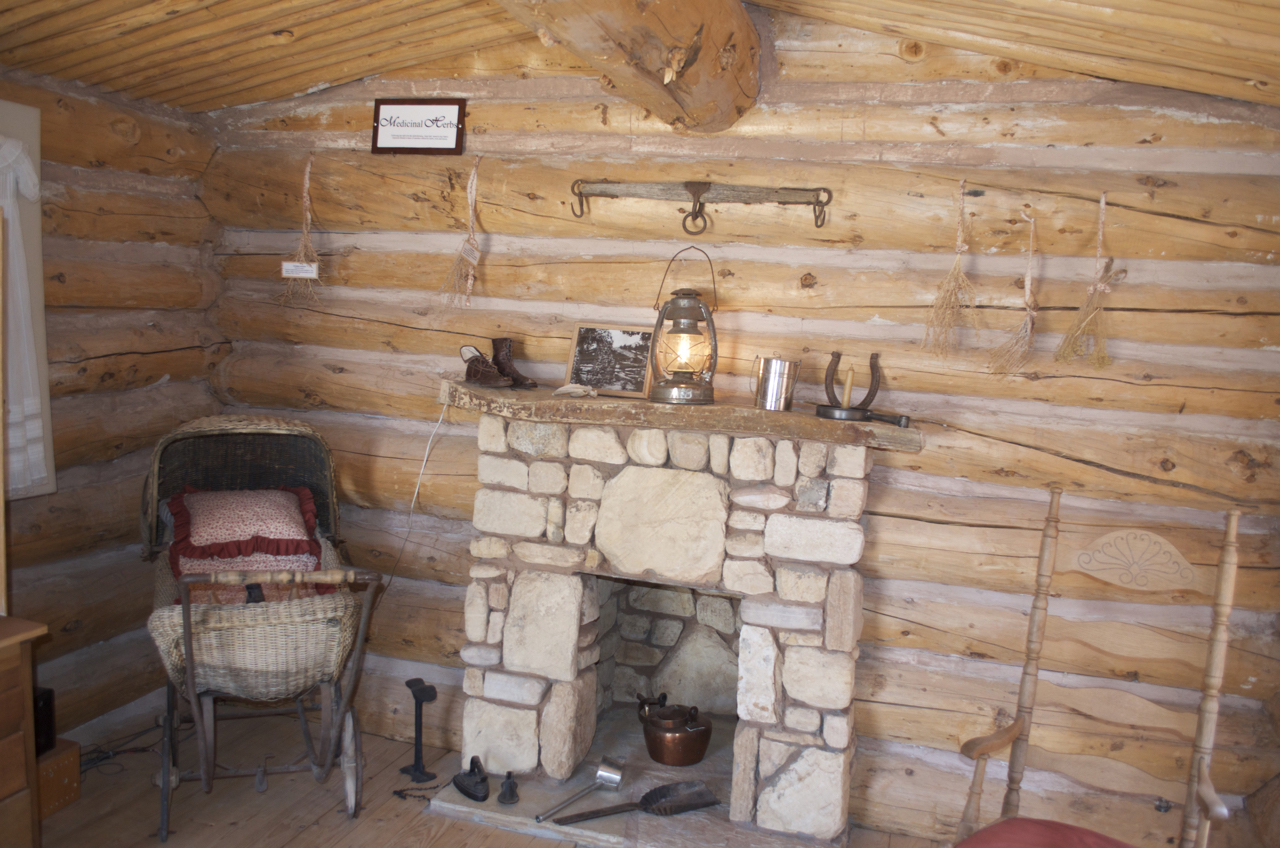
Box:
[371,98,465,155]
[566,323,654,398]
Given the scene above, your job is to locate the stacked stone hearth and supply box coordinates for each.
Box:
[460,412,871,841]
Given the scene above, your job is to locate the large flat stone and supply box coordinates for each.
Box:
[477,454,529,490]
[462,698,539,775]
[595,466,729,585]
[473,489,547,539]
[696,595,736,634]
[755,746,852,840]
[569,426,628,464]
[513,541,585,568]
[737,624,781,724]
[483,671,549,706]
[628,585,696,616]
[502,571,584,682]
[723,559,773,595]
[764,514,864,565]
[651,623,738,715]
[740,595,823,631]
[539,667,597,780]
[729,437,774,481]
[507,421,569,458]
[782,646,855,709]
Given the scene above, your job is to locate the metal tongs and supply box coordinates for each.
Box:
[816,352,910,428]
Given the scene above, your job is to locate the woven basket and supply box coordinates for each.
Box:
[148,588,361,701]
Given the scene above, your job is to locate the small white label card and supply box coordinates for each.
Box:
[459,240,481,266]
[282,261,320,279]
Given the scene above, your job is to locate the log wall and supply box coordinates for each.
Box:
[0,70,222,728]
[200,12,1279,844]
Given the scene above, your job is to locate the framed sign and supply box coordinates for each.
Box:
[371,98,465,155]
[566,323,654,398]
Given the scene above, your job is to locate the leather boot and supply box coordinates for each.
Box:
[491,338,538,389]
[461,345,513,388]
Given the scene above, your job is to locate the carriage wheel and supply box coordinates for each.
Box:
[340,708,363,817]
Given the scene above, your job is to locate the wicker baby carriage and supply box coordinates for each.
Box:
[143,415,382,841]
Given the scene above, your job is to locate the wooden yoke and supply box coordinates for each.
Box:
[956,487,1061,842]
[1179,510,1240,848]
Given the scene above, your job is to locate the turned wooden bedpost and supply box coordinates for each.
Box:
[1001,486,1061,819]
[1179,510,1239,848]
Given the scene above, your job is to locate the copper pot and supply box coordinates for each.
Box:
[637,693,712,767]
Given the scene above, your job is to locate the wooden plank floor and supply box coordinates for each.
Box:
[43,706,938,848]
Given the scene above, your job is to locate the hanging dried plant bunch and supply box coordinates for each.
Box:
[278,153,323,305]
[923,179,977,356]
[444,156,483,308]
[1055,193,1123,369]
[989,212,1039,374]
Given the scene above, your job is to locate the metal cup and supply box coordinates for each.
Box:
[534,757,624,822]
[751,356,801,411]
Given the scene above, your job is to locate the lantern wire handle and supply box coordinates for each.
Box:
[653,246,719,312]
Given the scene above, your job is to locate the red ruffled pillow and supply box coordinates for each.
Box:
[168,487,328,603]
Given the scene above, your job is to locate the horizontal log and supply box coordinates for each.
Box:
[7,545,153,665]
[340,505,477,586]
[46,309,229,397]
[7,449,147,569]
[212,289,1280,421]
[0,77,214,179]
[354,655,464,750]
[386,34,589,80]
[51,379,221,468]
[45,256,214,309]
[364,577,465,668]
[36,626,167,734]
[219,249,1280,351]
[41,185,216,245]
[200,148,1280,264]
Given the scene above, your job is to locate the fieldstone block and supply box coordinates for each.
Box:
[730,485,792,511]
[728,509,766,531]
[764,514,864,565]
[565,500,599,545]
[503,571,583,681]
[723,559,774,595]
[737,624,782,723]
[578,621,599,648]
[729,723,760,822]
[740,596,823,631]
[569,426,628,464]
[651,618,684,647]
[483,671,550,706]
[462,698,539,775]
[465,581,489,643]
[729,437,775,481]
[508,421,569,458]
[580,575,600,624]
[627,429,668,466]
[598,594,618,634]
[460,644,501,666]
[629,585,696,616]
[797,441,827,478]
[529,461,568,494]
[755,747,852,840]
[825,569,865,653]
[488,581,509,610]
[540,668,597,780]
[774,440,798,488]
[478,454,529,490]
[599,629,621,662]
[578,644,600,669]
[758,738,797,781]
[470,538,511,560]
[568,464,605,499]
[473,489,547,538]
[463,667,484,697]
[486,610,505,644]
[762,727,825,747]
[618,641,665,666]
[613,665,650,701]
[778,631,823,647]
[775,562,829,604]
[794,476,829,513]
[783,646,855,709]
[709,434,730,474]
[696,595,736,634]
[668,431,709,471]
[596,466,729,584]
[827,444,872,478]
[652,623,738,715]
[823,710,852,749]
[725,531,765,558]
[827,477,869,519]
[513,541,584,569]
[619,613,652,641]
[597,658,616,687]
[785,706,822,733]
[477,414,507,453]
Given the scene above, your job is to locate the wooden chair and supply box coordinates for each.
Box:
[954,487,1241,848]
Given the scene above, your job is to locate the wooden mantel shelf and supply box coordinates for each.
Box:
[440,381,923,453]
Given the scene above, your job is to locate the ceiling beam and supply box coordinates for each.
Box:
[491,0,759,133]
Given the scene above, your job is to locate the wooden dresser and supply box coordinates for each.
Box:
[0,616,47,848]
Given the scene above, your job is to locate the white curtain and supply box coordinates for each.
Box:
[0,136,51,498]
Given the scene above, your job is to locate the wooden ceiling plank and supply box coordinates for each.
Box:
[0,0,186,55]
[114,0,480,97]
[179,21,530,110]
[491,0,760,132]
[757,0,1280,107]
[0,0,97,38]
[141,2,513,103]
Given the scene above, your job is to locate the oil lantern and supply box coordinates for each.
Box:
[648,241,720,406]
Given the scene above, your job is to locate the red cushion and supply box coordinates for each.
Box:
[956,818,1139,848]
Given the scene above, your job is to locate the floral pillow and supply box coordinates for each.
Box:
[168,487,326,604]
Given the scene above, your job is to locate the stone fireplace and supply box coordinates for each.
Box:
[442,381,921,843]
